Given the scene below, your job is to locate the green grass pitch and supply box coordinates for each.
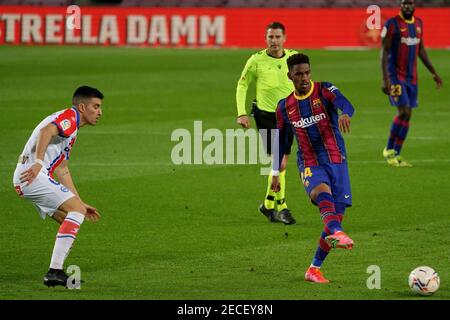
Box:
[0,46,449,300]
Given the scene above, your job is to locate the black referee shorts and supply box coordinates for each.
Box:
[251,101,293,155]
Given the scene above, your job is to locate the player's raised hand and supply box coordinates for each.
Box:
[20,162,42,186]
[271,175,281,192]
[83,202,101,222]
[381,78,391,95]
[237,115,250,128]
[433,73,443,89]
[338,114,351,134]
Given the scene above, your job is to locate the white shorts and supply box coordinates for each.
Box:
[13,164,75,220]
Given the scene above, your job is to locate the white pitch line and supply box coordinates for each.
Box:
[69,162,175,167]
[63,159,450,166]
[2,159,450,168]
[356,111,450,116]
[79,131,170,135]
[350,159,450,164]
[347,135,439,140]
[0,162,173,167]
[60,131,450,141]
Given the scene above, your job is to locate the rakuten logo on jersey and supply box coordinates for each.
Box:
[401,37,421,46]
[291,113,326,128]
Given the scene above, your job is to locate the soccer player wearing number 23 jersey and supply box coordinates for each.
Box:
[381,0,442,167]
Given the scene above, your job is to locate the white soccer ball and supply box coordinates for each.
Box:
[408,266,440,296]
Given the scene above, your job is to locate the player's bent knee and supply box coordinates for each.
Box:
[399,112,411,121]
[58,197,87,215]
[310,183,332,202]
[398,106,411,121]
[51,210,67,224]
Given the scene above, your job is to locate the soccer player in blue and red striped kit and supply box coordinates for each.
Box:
[271,53,354,283]
[381,0,442,167]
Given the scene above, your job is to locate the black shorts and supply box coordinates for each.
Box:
[252,101,293,155]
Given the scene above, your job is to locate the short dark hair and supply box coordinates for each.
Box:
[72,86,104,104]
[266,22,285,34]
[287,53,310,70]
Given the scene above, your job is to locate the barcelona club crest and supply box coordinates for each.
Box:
[312,98,322,109]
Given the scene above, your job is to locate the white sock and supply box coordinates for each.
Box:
[49,211,84,270]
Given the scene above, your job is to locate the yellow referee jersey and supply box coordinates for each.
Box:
[236,49,297,116]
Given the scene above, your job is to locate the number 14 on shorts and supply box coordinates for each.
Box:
[301,167,313,186]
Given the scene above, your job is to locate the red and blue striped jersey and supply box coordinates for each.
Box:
[383,14,423,84]
[274,81,354,169]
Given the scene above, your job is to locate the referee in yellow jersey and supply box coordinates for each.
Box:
[236,22,297,225]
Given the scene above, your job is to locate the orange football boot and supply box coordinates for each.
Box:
[305,267,330,283]
[325,231,354,249]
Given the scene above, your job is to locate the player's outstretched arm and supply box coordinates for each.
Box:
[419,41,443,89]
[54,160,80,198]
[54,160,100,222]
[236,55,256,124]
[20,123,58,186]
[53,160,100,222]
[380,29,393,95]
[271,105,289,192]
